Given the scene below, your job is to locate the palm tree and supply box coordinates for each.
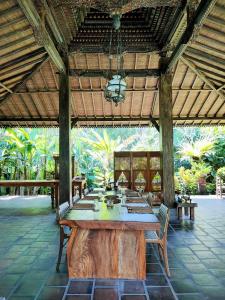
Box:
[178,139,213,162]
[76,129,139,186]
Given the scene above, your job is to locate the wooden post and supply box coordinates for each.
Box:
[59,55,72,206]
[159,72,175,207]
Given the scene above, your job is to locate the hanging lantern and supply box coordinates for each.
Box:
[104,13,127,106]
[104,75,127,106]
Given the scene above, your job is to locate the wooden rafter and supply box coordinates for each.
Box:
[165,0,217,72]
[181,56,225,101]
[69,69,160,78]
[13,88,213,94]
[0,116,224,123]
[40,0,66,46]
[0,55,49,106]
[0,82,13,94]
[17,0,65,73]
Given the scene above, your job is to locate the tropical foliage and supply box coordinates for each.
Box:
[0,126,224,195]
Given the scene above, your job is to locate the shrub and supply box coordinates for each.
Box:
[217,167,225,181]
[206,183,216,194]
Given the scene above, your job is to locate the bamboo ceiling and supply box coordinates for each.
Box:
[0,0,224,128]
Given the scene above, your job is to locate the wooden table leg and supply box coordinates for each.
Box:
[190,207,195,220]
[177,207,182,220]
[51,187,54,209]
[72,184,75,198]
[79,183,82,198]
[184,207,189,216]
[54,183,59,209]
[67,228,146,279]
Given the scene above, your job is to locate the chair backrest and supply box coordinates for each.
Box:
[142,192,153,207]
[158,204,170,240]
[58,201,70,221]
[72,195,80,204]
[83,188,89,196]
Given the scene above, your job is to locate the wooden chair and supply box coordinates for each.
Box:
[145,204,170,276]
[142,192,153,207]
[56,197,79,272]
[83,188,89,196]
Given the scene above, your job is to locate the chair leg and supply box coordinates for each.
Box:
[56,226,65,272]
[162,243,170,277]
[157,244,163,261]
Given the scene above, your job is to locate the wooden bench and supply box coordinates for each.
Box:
[177,202,198,220]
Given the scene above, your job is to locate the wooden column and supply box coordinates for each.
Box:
[59,55,72,206]
[159,73,175,207]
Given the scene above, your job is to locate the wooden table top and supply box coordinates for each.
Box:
[72,178,86,183]
[177,202,198,207]
[0,180,59,186]
[61,198,160,231]
[0,179,84,185]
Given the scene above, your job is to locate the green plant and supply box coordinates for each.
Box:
[206,183,216,194]
[177,167,198,194]
[217,167,225,181]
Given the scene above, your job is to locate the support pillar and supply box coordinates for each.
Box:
[159,72,175,207]
[59,55,72,207]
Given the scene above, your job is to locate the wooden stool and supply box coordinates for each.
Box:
[177,202,198,220]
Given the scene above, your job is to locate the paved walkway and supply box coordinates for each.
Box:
[0,195,225,300]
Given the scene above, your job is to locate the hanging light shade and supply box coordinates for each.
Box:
[104,75,127,106]
[104,13,127,106]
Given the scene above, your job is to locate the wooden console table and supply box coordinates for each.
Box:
[177,202,198,220]
[0,180,59,209]
[72,178,87,198]
[60,198,159,279]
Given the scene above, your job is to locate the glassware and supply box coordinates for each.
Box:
[94,199,99,211]
[106,199,114,208]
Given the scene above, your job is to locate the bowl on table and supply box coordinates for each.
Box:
[104,195,121,204]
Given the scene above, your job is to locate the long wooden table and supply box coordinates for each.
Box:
[0,178,87,209]
[61,197,160,280]
[0,180,59,209]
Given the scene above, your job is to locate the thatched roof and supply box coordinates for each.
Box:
[0,0,224,127]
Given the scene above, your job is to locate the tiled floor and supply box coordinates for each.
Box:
[0,194,225,300]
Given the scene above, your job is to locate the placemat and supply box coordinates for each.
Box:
[83,196,97,200]
[126,192,140,197]
[72,203,95,210]
[127,206,153,214]
[126,198,145,203]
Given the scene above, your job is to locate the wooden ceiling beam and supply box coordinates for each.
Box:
[0,48,46,71]
[0,26,31,41]
[149,115,159,132]
[0,55,49,105]
[181,56,225,101]
[164,0,217,73]
[0,116,224,123]
[0,82,13,94]
[0,5,20,17]
[13,88,213,94]
[0,35,34,52]
[0,16,24,30]
[17,0,65,73]
[40,0,66,46]
[1,42,37,60]
[69,44,159,54]
[217,83,225,91]
[185,48,225,69]
[163,0,187,49]
[69,69,160,78]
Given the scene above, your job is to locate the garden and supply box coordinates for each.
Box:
[0,126,224,196]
